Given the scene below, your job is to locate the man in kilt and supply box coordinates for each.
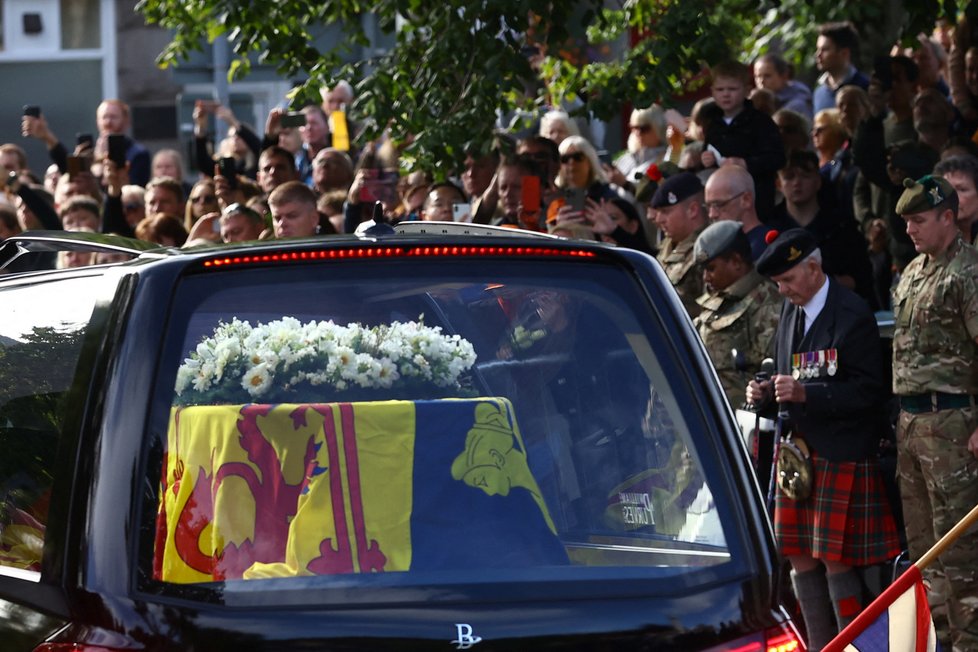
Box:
[747,229,900,650]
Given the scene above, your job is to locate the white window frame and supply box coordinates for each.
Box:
[0,0,117,98]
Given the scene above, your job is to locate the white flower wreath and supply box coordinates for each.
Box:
[174,316,477,404]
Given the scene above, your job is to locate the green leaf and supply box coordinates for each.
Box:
[138,0,916,174]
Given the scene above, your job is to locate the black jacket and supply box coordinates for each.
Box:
[770,202,878,310]
[771,278,885,461]
[704,100,786,222]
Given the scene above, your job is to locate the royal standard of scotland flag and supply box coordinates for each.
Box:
[823,564,939,652]
[154,397,567,582]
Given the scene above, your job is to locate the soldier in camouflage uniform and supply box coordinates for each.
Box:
[693,220,782,407]
[651,172,707,318]
[893,175,978,651]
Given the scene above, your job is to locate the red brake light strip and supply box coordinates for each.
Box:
[202,245,597,268]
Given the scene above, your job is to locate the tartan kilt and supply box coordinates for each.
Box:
[774,452,901,565]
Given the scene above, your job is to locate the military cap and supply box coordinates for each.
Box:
[755,228,817,276]
[694,220,745,263]
[634,161,681,203]
[895,175,956,216]
[650,171,703,208]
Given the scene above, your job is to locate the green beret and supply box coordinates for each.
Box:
[694,220,745,263]
[896,175,955,216]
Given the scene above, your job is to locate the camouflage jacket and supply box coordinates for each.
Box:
[893,236,978,395]
[657,228,704,318]
[694,269,783,408]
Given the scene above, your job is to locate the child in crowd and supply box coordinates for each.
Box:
[701,60,786,222]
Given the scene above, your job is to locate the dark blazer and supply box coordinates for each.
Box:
[772,278,885,461]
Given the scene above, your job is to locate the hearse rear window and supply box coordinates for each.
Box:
[145,260,735,595]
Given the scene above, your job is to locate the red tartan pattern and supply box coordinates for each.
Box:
[775,453,901,565]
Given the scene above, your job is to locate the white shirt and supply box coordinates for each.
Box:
[800,276,829,337]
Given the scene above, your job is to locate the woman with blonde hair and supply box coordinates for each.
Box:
[183,178,219,231]
[554,136,607,191]
[835,86,872,138]
[811,109,847,168]
[546,135,619,225]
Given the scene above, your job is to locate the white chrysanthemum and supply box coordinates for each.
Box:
[375,357,399,388]
[352,353,380,387]
[334,346,359,380]
[241,362,273,397]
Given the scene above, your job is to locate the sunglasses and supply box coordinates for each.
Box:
[629,124,652,133]
[560,152,586,164]
[192,194,217,203]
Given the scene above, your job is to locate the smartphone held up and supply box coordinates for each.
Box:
[280,111,307,128]
[107,134,128,167]
[217,157,238,189]
[452,202,472,223]
[563,187,586,213]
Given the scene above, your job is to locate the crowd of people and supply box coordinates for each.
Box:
[3,16,978,652]
[0,22,972,286]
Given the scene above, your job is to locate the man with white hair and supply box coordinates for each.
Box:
[320,80,360,157]
[320,80,354,113]
[747,228,900,650]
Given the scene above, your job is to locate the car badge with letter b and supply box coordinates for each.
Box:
[452,623,483,649]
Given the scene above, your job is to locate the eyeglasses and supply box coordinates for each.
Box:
[192,194,217,203]
[123,203,142,212]
[704,191,745,211]
[629,124,652,133]
[560,152,585,164]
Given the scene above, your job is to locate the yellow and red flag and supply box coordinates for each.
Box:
[155,398,565,583]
